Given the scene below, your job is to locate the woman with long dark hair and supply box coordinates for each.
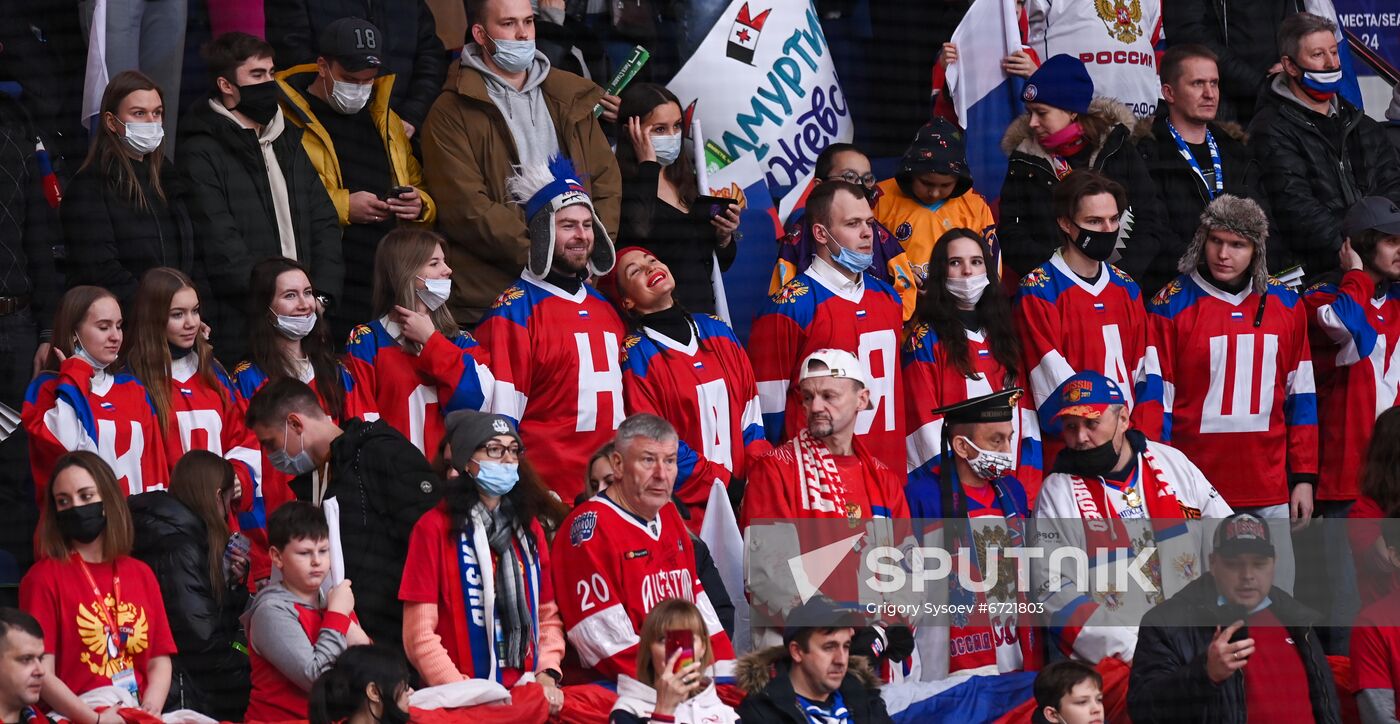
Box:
[903,228,1042,498]
[1350,407,1400,606]
[308,646,412,724]
[344,228,493,457]
[234,257,368,516]
[616,83,740,314]
[399,410,568,715]
[62,71,195,305]
[23,286,168,498]
[129,451,250,720]
[20,452,176,722]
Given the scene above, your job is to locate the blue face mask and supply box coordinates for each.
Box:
[652,133,683,166]
[489,37,536,74]
[474,460,519,497]
[816,224,874,275]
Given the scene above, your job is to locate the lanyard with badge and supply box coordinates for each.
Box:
[74,553,139,699]
[1166,120,1223,200]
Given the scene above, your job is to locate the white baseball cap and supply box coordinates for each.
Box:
[798,349,869,389]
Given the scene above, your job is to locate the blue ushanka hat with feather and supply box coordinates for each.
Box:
[507,155,616,278]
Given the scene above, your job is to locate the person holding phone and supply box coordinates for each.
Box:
[275,17,436,341]
[1128,513,1341,723]
[128,451,251,721]
[617,83,739,315]
[611,599,738,724]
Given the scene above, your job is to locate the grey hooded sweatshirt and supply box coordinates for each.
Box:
[241,582,350,692]
[459,44,561,169]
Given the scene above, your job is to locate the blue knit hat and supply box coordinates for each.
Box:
[1022,54,1094,114]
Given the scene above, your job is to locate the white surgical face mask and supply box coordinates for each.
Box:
[489,37,536,73]
[416,277,452,311]
[328,78,373,114]
[72,339,111,371]
[271,310,317,340]
[945,273,990,309]
[122,121,164,156]
[652,133,683,166]
[958,435,1014,480]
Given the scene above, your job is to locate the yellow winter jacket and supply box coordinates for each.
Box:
[275,64,436,227]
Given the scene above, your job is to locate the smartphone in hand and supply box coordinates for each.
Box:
[664,629,696,673]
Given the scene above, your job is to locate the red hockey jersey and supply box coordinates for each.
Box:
[23,358,168,499]
[1016,252,1151,467]
[1138,272,1318,507]
[551,495,735,682]
[1304,271,1400,501]
[345,319,494,456]
[475,273,626,501]
[901,321,1044,499]
[162,355,262,514]
[621,313,769,528]
[748,259,907,473]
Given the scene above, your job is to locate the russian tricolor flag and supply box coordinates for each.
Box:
[1093,303,1106,313]
[942,0,1026,201]
[1230,311,1245,322]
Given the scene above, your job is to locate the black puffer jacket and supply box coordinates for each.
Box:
[128,491,249,721]
[177,99,342,367]
[264,0,445,128]
[289,418,442,650]
[61,157,196,305]
[735,646,892,724]
[1133,111,1274,286]
[1127,575,1341,724]
[999,98,1166,288]
[1247,76,1400,282]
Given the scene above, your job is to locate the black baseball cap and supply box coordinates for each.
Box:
[1212,512,1275,558]
[318,17,383,72]
[782,597,864,645]
[1344,196,1400,239]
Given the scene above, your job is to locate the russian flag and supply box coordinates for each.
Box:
[578,310,590,318]
[856,309,868,318]
[1230,311,1245,322]
[1093,303,1106,313]
[942,0,1026,202]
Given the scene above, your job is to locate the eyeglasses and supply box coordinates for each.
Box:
[828,171,878,188]
[479,443,524,460]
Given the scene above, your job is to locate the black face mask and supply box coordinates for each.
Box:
[234,80,280,126]
[1065,438,1122,477]
[1071,224,1120,262]
[57,502,107,543]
